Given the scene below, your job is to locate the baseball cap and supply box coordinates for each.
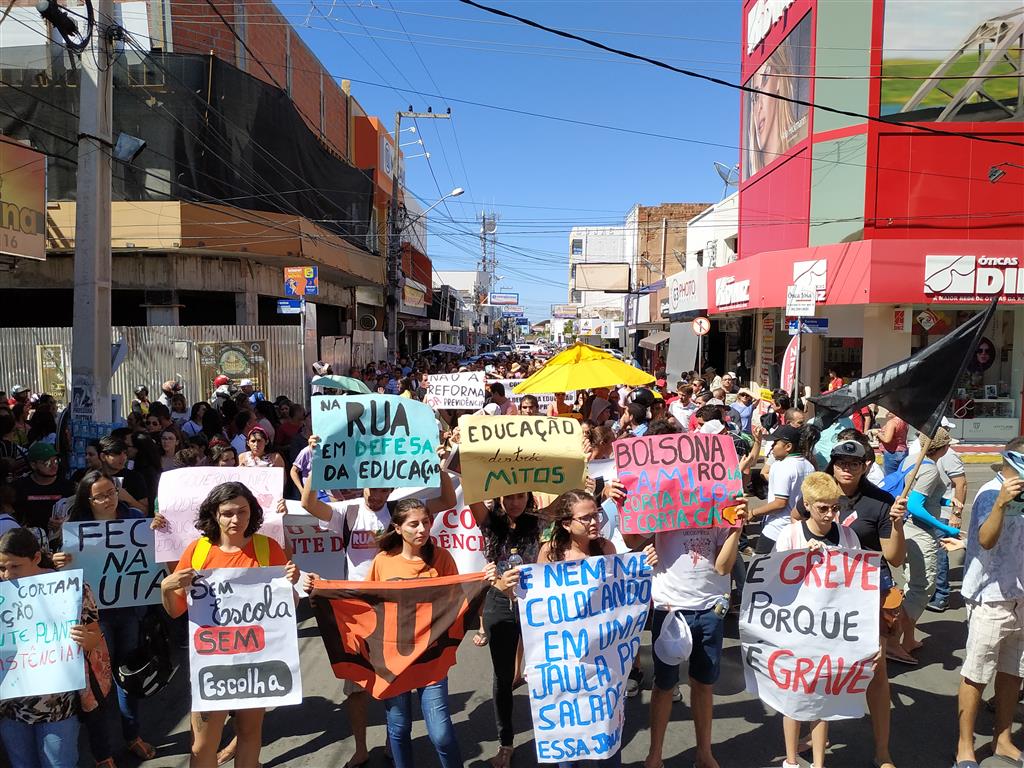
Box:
[722,371,736,379]
[830,440,869,460]
[476,403,501,416]
[27,442,57,462]
[629,388,656,408]
[768,424,802,445]
[655,378,666,388]
[10,385,28,395]
[239,378,254,387]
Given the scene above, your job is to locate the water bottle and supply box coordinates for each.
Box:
[504,548,524,574]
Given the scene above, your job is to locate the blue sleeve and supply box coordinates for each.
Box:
[906,490,959,536]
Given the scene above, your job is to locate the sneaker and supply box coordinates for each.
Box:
[926,599,949,613]
[781,762,800,768]
[625,666,643,698]
[672,686,683,702]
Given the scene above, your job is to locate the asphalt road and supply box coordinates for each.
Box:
[102,464,1011,768]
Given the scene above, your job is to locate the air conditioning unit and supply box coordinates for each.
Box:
[358,314,377,331]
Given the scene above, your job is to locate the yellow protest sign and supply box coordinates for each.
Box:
[457,416,588,505]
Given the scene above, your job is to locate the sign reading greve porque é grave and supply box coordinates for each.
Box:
[63,520,167,609]
[457,415,587,505]
[311,394,440,491]
[614,433,743,535]
[424,372,485,410]
[739,549,881,721]
[187,566,302,712]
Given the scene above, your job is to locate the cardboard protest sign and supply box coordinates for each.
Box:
[514,553,652,763]
[187,566,302,712]
[0,569,86,698]
[429,474,487,573]
[490,379,574,411]
[283,503,346,580]
[614,433,743,535]
[457,416,588,505]
[740,549,881,721]
[313,572,488,699]
[63,520,167,609]
[424,372,485,410]
[310,394,440,490]
[155,467,285,563]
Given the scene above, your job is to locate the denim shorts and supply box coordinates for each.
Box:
[652,607,725,688]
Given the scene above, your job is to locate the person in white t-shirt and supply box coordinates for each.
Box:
[300,470,456,768]
[625,500,748,768]
[751,425,814,554]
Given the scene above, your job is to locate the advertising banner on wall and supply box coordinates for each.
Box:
[742,14,812,179]
[0,137,46,261]
[198,341,270,396]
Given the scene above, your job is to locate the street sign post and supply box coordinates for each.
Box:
[787,318,829,335]
[692,316,711,372]
[277,299,303,315]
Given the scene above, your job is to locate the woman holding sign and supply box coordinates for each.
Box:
[0,527,102,768]
[158,482,299,768]
[68,471,158,763]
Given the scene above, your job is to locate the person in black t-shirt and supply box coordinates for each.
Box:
[14,442,74,533]
[97,436,150,514]
[827,436,907,768]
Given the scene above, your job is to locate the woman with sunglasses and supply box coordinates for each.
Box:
[237,426,284,468]
[773,472,864,768]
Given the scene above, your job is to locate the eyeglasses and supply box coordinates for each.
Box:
[833,459,864,470]
[33,457,58,466]
[572,511,608,526]
[89,488,118,503]
[811,504,841,515]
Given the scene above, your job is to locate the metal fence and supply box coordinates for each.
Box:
[0,325,305,415]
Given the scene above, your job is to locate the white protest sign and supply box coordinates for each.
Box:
[187,566,302,712]
[424,372,485,410]
[283,503,346,580]
[0,569,86,698]
[155,467,285,563]
[515,553,652,763]
[429,474,487,574]
[740,548,881,721]
[63,520,167,609]
[490,379,574,410]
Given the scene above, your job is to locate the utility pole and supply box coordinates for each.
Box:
[387,109,450,364]
[70,0,115,422]
[478,211,499,348]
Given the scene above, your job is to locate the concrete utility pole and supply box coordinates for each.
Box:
[387,109,450,364]
[70,0,115,421]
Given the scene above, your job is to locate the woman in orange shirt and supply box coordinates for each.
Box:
[157,481,299,768]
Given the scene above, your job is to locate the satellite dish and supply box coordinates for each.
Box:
[713,162,740,199]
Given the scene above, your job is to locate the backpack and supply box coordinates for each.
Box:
[191,534,271,569]
[879,458,933,498]
[114,610,177,699]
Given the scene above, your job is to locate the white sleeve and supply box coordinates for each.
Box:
[768,460,792,500]
[317,502,349,534]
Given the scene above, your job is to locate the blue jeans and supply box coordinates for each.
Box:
[0,716,79,768]
[384,678,462,768]
[883,449,907,475]
[99,608,144,741]
[933,546,950,603]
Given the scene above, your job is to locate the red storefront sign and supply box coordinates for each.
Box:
[708,238,1024,313]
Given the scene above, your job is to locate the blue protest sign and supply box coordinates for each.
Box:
[0,569,86,698]
[514,553,652,763]
[63,520,168,609]
[310,394,441,490]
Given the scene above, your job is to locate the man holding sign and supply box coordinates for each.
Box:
[620,423,747,768]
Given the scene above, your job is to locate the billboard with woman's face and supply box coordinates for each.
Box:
[742,14,812,180]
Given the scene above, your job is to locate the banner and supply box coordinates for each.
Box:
[458,416,588,505]
[283,504,346,580]
[424,372,485,410]
[198,341,270,398]
[312,572,487,699]
[187,566,302,712]
[614,434,743,535]
[514,554,652,763]
[36,344,68,403]
[310,394,440,490]
[780,334,799,396]
[429,475,487,574]
[490,379,574,411]
[0,569,85,698]
[0,137,46,261]
[63,520,167,609]
[740,549,881,721]
[155,467,285,563]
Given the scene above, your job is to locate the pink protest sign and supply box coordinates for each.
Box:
[614,433,743,535]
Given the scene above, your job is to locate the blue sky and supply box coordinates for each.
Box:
[281,0,742,321]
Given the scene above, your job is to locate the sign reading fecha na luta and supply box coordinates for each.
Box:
[457,415,587,505]
[514,553,652,763]
[63,520,167,609]
[0,569,86,699]
[614,433,743,535]
[187,566,302,712]
[311,394,440,491]
[740,549,881,721]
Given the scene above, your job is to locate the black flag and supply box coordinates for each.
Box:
[808,298,998,437]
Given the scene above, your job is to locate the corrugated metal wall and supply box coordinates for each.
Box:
[0,326,304,414]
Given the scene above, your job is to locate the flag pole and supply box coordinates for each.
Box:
[897,433,931,501]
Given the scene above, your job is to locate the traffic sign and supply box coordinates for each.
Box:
[787,318,829,335]
[785,285,816,316]
[277,299,303,315]
[284,266,318,297]
[692,316,711,336]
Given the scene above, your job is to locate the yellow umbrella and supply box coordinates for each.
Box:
[512,341,654,394]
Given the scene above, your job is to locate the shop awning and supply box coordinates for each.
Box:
[639,330,671,350]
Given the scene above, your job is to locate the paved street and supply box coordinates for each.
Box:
[120,463,1004,767]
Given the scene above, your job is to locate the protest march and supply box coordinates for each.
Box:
[0,299,1021,768]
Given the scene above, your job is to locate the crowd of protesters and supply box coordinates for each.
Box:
[0,349,1018,768]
